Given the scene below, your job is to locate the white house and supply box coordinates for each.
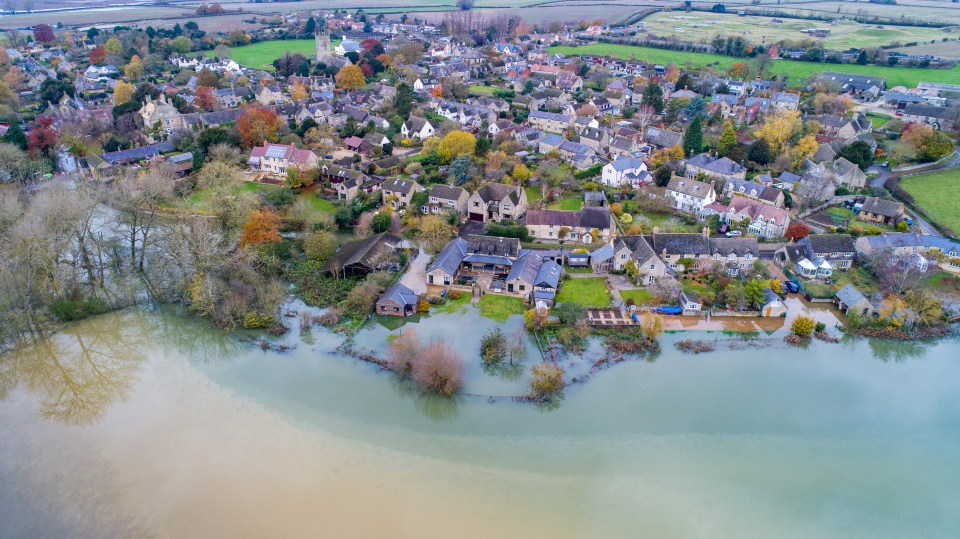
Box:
[400,116,435,140]
[601,156,650,188]
[665,176,716,214]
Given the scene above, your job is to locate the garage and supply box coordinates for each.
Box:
[469,212,485,222]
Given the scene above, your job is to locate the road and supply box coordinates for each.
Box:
[866,149,960,237]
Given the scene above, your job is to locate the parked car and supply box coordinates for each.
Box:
[881,161,889,168]
[725,230,742,237]
[902,216,913,226]
[782,281,799,293]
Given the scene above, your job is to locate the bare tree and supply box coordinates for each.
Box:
[112,167,175,271]
[869,248,929,295]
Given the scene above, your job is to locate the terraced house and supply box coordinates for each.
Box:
[524,207,615,244]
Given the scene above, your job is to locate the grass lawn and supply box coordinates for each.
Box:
[804,266,880,299]
[429,292,470,315]
[866,112,892,129]
[633,210,701,233]
[555,277,611,307]
[185,182,279,210]
[546,44,960,88]
[477,295,526,322]
[619,289,654,305]
[900,167,960,235]
[469,84,498,95]
[527,187,544,204]
[522,241,603,251]
[546,197,582,211]
[205,39,341,70]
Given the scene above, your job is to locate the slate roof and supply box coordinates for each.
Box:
[649,233,711,255]
[429,184,465,201]
[99,142,174,164]
[378,283,419,308]
[644,127,682,148]
[466,234,521,258]
[835,284,867,307]
[578,207,611,229]
[710,237,760,257]
[666,177,714,199]
[534,259,562,289]
[382,178,419,195]
[860,196,903,218]
[807,234,855,254]
[324,232,401,272]
[427,237,468,275]
[506,249,544,284]
[476,182,522,205]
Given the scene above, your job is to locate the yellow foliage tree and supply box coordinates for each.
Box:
[124,54,144,81]
[113,80,135,105]
[754,109,802,153]
[437,130,476,163]
[290,81,308,101]
[649,145,685,168]
[512,163,531,183]
[335,64,366,90]
[790,134,819,167]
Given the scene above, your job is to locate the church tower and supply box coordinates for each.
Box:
[315,20,331,61]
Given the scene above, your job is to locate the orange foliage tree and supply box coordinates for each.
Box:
[194,85,217,111]
[335,64,366,90]
[237,107,280,147]
[239,208,282,248]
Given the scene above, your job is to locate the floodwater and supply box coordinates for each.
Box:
[1,307,959,538]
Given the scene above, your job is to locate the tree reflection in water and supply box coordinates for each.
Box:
[0,307,241,425]
[867,338,932,363]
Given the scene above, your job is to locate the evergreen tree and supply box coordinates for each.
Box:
[1,122,28,151]
[683,116,703,156]
[304,17,316,35]
[394,83,414,119]
[747,137,771,165]
[856,49,869,65]
[642,83,664,114]
[716,122,737,158]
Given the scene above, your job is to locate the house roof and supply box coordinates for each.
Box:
[506,249,544,284]
[835,284,867,306]
[476,182,522,205]
[378,282,419,307]
[382,178,419,195]
[427,237,468,275]
[99,142,175,164]
[711,237,760,257]
[807,234,855,254]
[860,196,903,218]
[650,233,711,255]
[466,234,520,258]
[666,177,714,200]
[534,259,562,288]
[324,232,400,272]
[429,184,465,201]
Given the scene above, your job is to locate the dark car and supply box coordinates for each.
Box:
[782,281,799,293]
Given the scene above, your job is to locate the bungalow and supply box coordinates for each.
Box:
[834,284,873,317]
[524,207,615,244]
[467,182,527,223]
[858,196,904,226]
[504,250,561,301]
[382,178,423,209]
[426,237,469,287]
[644,127,683,150]
[376,283,420,316]
[855,232,923,258]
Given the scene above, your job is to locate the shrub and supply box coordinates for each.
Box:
[411,341,465,397]
[386,329,420,375]
[814,322,826,333]
[791,314,816,338]
[448,290,462,300]
[480,328,507,363]
[530,362,565,397]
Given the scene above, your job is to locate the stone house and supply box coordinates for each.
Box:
[858,196,904,226]
[423,185,468,218]
[382,178,423,209]
[666,176,717,214]
[524,207,615,244]
[467,182,528,223]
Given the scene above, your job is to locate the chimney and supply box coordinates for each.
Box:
[653,226,660,235]
[702,226,710,238]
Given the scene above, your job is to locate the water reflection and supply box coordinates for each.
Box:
[387,376,463,422]
[867,337,933,363]
[145,306,242,365]
[0,311,149,425]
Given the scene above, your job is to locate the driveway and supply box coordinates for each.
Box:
[399,248,429,294]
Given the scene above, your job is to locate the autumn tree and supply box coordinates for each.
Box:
[754,109,802,153]
[729,62,749,80]
[790,134,819,167]
[530,362,565,397]
[303,230,338,261]
[335,64,366,90]
[386,329,420,375]
[2,64,24,91]
[639,312,664,342]
[791,314,815,338]
[785,222,810,241]
[239,208,282,248]
[124,55,144,81]
[113,80,134,105]
[290,80,308,101]
[28,116,58,158]
[33,24,55,44]
[576,103,599,117]
[418,214,454,253]
[237,107,280,147]
[411,341,465,397]
[437,130,476,163]
[194,85,217,111]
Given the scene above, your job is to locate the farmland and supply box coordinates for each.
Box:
[642,11,952,50]
[900,167,960,235]
[204,39,341,70]
[546,43,960,87]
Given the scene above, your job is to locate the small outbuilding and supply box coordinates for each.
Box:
[834,284,873,317]
[760,288,787,317]
[680,291,702,314]
[376,283,420,317]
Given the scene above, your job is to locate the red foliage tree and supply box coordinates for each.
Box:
[89,45,107,66]
[359,63,374,78]
[28,116,58,158]
[194,85,217,111]
[237,107,280,148]
[210,3,224,12]
[33,24,56,44]
[785,222,811,242]
[239,208,282,248]
[359,38,382,53]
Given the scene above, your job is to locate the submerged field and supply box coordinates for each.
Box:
[546,43,960,87]
[642,11,950,50]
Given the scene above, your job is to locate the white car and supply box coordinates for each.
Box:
[725,231,742,237]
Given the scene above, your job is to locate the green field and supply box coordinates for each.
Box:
[546,197,582,211]
[866,112,892,129]
[206,39,342,70]
[900,167,960,235]
[547,44,960,88]
[468,84,498,95]
[478,295,526,321]
[555,277,611,307]
[643,11,949,50]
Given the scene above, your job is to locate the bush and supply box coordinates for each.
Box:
[480,328,507,363]
[411,341,465,397]
[448,290,462,300]
[386,329,419,375]
[530,362,565,397]
[791,314,816,338]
